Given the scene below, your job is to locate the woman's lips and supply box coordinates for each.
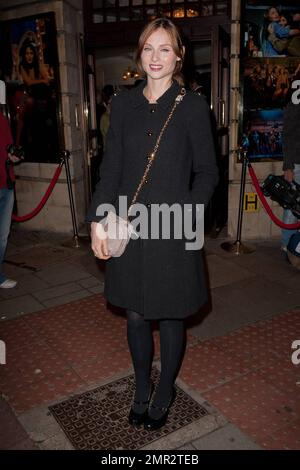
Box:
[149,65,163,71]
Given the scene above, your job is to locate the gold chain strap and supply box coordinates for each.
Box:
[128,87,186,215]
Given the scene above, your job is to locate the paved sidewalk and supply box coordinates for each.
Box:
[0,226,299,450]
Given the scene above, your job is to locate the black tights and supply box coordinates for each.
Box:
[126,309,185,416]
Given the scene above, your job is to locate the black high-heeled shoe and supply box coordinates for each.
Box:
[143,389,176,431]
[128,382,154,426]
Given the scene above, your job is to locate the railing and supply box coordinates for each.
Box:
[91,0,230,24]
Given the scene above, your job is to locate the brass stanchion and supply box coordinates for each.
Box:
[221,148,255,255]
[60,150,89,249]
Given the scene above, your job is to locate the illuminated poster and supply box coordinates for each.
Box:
[241,1,300,160]
[0,13,61,163]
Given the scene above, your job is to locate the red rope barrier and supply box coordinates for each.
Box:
[248,164,300,230]
[12,164,63,222]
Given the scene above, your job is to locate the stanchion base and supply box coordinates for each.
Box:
[221,240,256,255]
[62,235,90,250]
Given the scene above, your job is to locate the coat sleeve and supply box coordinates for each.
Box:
[86,95,124,223]
[186,95,219,210]
[282,104,296,171]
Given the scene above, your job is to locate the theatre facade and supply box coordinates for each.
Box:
[1,0,297,239]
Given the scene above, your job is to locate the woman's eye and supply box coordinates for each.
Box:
[143,47,151,51]
[161,49,170,52]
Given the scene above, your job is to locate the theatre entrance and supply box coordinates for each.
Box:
[82,3,231,234]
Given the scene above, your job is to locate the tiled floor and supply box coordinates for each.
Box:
[0,295,129,414]
[181,311,300,450]
[1,231,300,450]
[1,292,299,449]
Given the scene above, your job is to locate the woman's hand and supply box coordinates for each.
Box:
[91,221,111,260]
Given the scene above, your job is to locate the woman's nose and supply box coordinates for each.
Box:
[151,50,160,62]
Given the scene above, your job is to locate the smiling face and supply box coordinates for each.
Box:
[140,28,180,82]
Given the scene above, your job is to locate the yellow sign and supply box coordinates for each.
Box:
[244,193,259,212]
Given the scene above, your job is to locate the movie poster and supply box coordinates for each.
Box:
[0,13,61,163]
[240,1,300,161]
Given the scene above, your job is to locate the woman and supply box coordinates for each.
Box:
[14,40,50,145]
[87,18,218,431]
[19,41,50,88]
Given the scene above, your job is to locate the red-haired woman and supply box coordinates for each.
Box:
[87,18,218,431]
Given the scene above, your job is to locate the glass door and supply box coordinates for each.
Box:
[210,24,230,234]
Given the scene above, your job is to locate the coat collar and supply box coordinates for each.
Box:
[129,80,181,109]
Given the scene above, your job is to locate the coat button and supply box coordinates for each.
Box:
[147,131,153,136]
[146,203,151,208]
[150,108,156,113]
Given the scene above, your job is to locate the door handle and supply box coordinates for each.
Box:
[219,99,226,128]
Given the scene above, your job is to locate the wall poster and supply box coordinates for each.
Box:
[0,12,61,163]
[240,1,300,161]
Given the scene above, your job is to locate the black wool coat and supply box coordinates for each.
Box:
[86,80,219,319]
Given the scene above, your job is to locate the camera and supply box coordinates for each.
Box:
[6,144,25,160]
[262,174,300,219]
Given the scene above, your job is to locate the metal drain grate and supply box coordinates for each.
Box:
[49,369,209,450]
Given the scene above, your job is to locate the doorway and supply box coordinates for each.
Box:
[209,25,230,236]
[186,27,230,235]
